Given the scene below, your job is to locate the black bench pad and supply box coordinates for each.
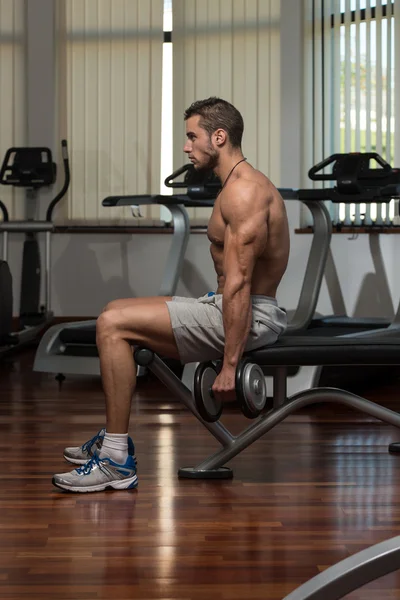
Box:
[59,325,96,345]
[58,325,400,368]
[310,315,390,329]
[245,336,400,366]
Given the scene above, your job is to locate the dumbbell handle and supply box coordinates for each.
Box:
[210,380,261,396]
[210,377,261,398]
[253,379,262,394]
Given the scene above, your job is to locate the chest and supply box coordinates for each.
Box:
[207,200,226,245]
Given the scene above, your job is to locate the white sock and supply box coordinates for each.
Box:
[99,432,129,464]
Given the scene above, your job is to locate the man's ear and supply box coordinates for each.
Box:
[213,128,227,147]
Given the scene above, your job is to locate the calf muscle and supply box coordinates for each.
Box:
[96,296,180,433]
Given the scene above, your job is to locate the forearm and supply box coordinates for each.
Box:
[222,284,252,368]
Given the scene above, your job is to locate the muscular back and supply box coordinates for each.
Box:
[207,164,290,297]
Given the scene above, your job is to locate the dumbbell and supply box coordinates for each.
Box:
[193,359,268,422]
[235,359,268,419]
[193,361,223,423]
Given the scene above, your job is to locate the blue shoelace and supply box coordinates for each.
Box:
[81,430,103,453]
[76,453,101,475]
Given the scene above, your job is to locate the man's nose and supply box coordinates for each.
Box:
[183,141,191,153]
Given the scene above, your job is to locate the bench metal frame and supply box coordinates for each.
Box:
[282,535,400,600]
[135,348,400,478]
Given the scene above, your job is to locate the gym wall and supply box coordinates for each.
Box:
[1,0,399,320]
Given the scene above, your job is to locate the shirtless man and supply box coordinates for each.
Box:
[52,97,290,493]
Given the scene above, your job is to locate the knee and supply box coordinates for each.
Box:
[97,300,123,339]
[96,309,120,343]
[102,300,120,313]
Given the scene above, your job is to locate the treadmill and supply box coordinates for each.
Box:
[33,154,400,388]
[0,141,70,358]
[33,163,334,378]
[282,153,400,394]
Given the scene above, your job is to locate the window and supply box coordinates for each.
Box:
[160,0,173,196]
[57,0,281,225]
[305,0,398,227]
[0,0,26,220]
[171,0,281,225]
[160,0,173,223]
[57,0,164,225]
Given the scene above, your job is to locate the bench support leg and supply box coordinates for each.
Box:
[137,351,400,480]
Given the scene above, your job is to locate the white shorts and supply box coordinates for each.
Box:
[165,293,287,364]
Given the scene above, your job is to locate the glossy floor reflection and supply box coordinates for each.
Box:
[1,350,400,598]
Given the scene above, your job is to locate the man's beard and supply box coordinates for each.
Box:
[194,144,218,173]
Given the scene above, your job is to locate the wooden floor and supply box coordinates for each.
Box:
[1,351,400,599]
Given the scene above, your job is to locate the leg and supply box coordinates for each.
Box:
[52,296,181,493]
[96,297,180,433]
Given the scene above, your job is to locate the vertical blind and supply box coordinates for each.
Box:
[57,0,164,225]
[305,0,398,226]
[172,0,281,224]
[396,0,400,168]
[0,0,26,221]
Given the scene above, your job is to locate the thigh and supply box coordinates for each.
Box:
[165,296,226,363]
[104,296,172,311]
[104,297,180,360]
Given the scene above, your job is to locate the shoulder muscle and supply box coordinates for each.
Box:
[221,180,269,236]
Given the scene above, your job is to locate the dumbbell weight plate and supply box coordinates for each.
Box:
[236,360,267,419]
[193,361,223,423]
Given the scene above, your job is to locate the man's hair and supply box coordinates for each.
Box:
[184,97,244,148]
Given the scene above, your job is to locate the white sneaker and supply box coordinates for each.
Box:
[63,428,136,465]
[53,454,138,493]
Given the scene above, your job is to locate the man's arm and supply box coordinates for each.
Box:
[221,181,268,370]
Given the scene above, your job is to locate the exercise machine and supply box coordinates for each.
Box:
[33,153,400,388]
[0,140,70,358]
[32,161,334,377]
[281,153,400,394]
[32,194,213,377]
[282,535,400,600]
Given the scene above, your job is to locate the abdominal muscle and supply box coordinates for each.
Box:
[210,242,281,297]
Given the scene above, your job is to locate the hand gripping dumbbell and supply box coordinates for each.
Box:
[235,359,268,419]
[193,359,268,422]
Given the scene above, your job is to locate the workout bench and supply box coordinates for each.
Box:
[282,534,400,600]
[135,335,400,479]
